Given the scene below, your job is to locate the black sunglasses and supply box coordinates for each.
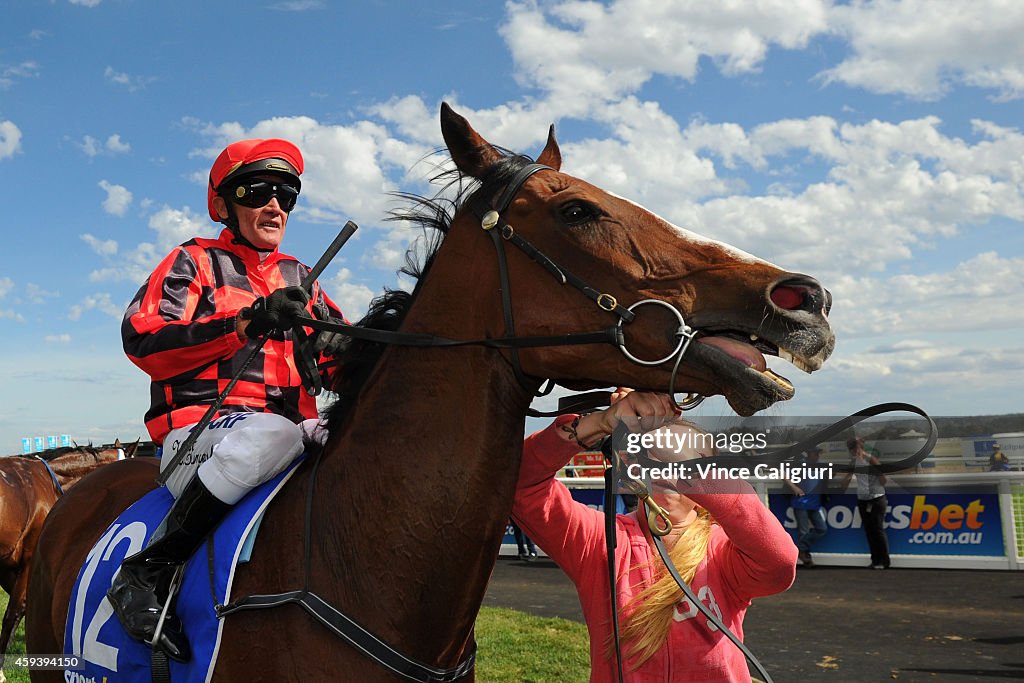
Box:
[231,181,300,212]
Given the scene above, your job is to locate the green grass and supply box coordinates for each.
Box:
[475,607,590,683]
[0,591,29,683]
[0,593,588,683]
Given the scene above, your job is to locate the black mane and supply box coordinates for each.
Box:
[21,444,102,462]
[322,150,536,434]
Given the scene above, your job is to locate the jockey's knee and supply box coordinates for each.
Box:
[197,413,304,504]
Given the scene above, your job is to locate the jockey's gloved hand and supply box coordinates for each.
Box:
[241,286,311,339]
[311,301,347,357]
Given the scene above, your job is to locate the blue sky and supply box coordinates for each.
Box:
[1,0,1022,450]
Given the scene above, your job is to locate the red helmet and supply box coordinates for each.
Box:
[207,138,304,222]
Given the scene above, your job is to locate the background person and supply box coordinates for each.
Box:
[785,447,828,567]
[509,519,538,561]
[108,138,346,661]
[838,437,890,569]
[989,442,1010,471]
[513,391,797,682]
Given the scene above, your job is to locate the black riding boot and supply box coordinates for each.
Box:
[107,475,231,662]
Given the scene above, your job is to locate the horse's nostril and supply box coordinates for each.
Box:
[770,285,806,311]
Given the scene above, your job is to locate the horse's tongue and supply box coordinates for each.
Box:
[697,336,767,372]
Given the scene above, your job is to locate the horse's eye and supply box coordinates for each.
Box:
[558,200,600,226]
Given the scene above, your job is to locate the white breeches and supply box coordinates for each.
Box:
[160,412,324,504]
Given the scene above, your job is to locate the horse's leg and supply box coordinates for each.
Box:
[0,567,29,683]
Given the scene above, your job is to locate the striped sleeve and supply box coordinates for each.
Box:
[122,246,246,382]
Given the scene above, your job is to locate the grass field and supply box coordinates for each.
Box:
[0,593,589,683]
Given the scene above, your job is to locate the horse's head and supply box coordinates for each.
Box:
[438,103,834,416]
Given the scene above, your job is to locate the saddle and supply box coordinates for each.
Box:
[63,458,305,681]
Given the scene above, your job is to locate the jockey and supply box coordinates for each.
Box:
[108,138,346,662]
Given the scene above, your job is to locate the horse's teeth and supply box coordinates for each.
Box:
[750,334,759,341]
[778,347,813,374]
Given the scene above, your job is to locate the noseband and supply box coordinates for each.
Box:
[475,162,705,409]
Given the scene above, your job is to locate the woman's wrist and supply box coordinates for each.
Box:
[561,412,613,448]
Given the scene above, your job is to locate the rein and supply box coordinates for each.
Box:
[215,160,705,681]
[599,401,937,683]
[304,162,704,408]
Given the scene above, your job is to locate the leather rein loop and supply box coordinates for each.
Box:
[599,401,937,683]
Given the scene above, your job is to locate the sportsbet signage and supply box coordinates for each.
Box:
[770,492,1005,557]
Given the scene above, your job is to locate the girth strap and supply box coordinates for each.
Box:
[216,591,476,683]
[215,447,477,683]
[32,455,64,496]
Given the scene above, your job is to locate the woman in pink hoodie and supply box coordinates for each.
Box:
[512,392,797,682]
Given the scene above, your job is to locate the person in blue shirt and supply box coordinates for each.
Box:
[787,447,828,566]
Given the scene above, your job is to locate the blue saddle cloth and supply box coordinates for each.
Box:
[62,458,304,682]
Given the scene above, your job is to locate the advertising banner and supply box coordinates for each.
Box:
[770,492,1005,557]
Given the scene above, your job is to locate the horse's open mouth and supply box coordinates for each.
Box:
[688,329,824,414]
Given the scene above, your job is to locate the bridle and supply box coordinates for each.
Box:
[302,161,706,410]
[201,158,935,682]
[220,158,715,683]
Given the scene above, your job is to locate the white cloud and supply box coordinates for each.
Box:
[25,283,59,304]
[99,180,133,216]
[0,121,22,160]
[45,334,72,344]
[104,66,152,92]
[87,205,216,283]
[325,267,376,321]
[828,252,1024,338]
[270,0,324,9]
[825,0,1024,100]
[500,0,827,111]
[105,134,131,153]
[0,61,40,89]
[560,109,1024,278]
[81,233,119,256]
[68,293,122,320]
[362,233,410,272]
[79,134,131,158]
[69,0,102,6]
[80,135,101,158]
[0,276,26,324]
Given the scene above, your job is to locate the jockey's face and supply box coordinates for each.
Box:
[234,197,289,250]
[213,174,292,250]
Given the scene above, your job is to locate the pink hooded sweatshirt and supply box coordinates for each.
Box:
[512,416,798,682]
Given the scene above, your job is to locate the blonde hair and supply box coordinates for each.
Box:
[613,507,715,667]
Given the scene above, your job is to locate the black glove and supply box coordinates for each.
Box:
[241,286,311,339]
[311,301,347,357]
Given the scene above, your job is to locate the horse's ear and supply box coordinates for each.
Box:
[537,124,561,171]
[440,102,502,178]
[114,438,122,448]
[127,438,141,458]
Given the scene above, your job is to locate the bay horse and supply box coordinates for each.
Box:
[0,441,136,678]
[26,104,834,680]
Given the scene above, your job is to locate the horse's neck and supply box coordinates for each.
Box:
[316,242,536,665]
[48,454,107,486]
